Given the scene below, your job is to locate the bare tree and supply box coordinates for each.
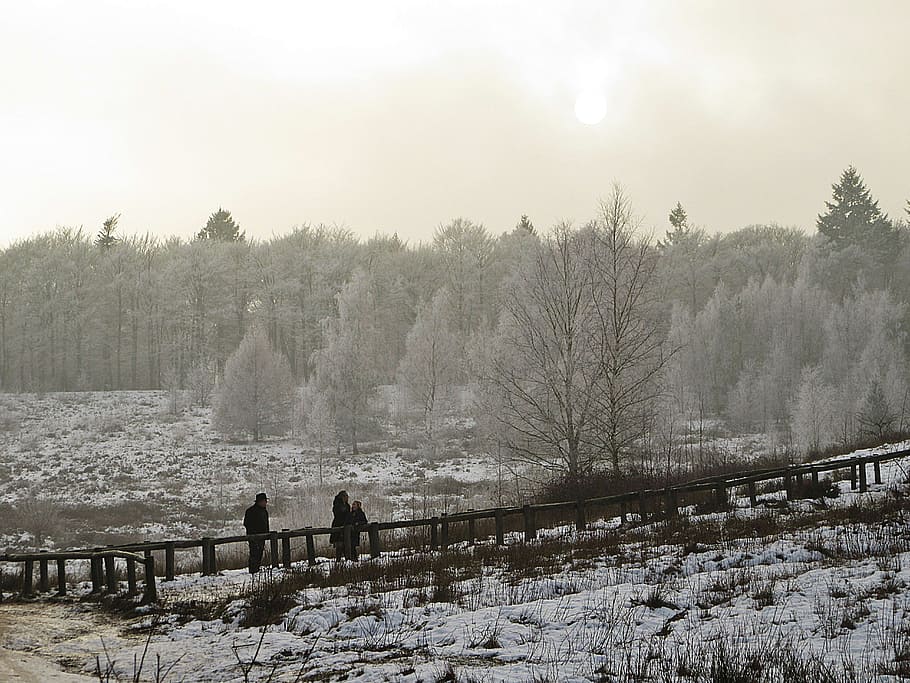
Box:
[213,327,294,441]
[590,185,673,475]
[485,223,604,479]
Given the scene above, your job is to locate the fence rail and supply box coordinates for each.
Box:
[2,446,907,602]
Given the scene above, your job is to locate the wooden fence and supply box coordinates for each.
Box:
[1,447,907,602]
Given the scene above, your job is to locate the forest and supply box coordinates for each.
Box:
[2,167,909,477]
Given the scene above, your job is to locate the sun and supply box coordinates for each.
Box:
[574,88,607,125]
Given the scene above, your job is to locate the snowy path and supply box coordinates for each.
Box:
[0,603,111,681]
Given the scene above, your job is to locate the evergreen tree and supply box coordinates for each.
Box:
[658,202,690,249]
[197,208,245,242]
[817,166,896,255]
[516,214,535,235]
[95,214,121,250]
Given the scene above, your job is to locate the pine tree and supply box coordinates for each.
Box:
[95,214,121,250]
[516,214,535,235]
[197,208,245,242]
[817,166,895,254]
[658,202,689,249]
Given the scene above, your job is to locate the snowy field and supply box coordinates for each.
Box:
[2,442,910,681]
[0,390,500,550]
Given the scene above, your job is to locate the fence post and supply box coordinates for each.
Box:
[467,510,476,545]
[143,556,157,604]
[305,529,316,566]
[795,471,804,494]
[281,530,292,569]
[714,485,727,510]
[270,531,280,569]
[811,469,819,487]
[850,465,857,490]
[90,555,103,594]
[23,559,34,598]
[126,557,137,595]
[523,505,536,542]
[39,552,49,593]
[494,509,505,546]
[620,501,628,525]
[56,558,67,596]
[663,490,677,518]
[430,517,439,550]
[575,499,587,531]
[368,523,381,558]
[441,514,449,549]
[748,482,757,507]
[165,542,176,581]
[201,538,214,576]
[784,473,793,500]
[859,459,868,493]
[874,460,882,485]
[104,555,117,592]
[343,525,353,559]
[638,491,648,522]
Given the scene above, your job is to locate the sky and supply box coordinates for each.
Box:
[1,0,908,247]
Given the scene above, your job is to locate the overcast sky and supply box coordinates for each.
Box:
[1,0,908,247]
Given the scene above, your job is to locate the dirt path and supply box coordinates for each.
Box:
[0,602,116,681]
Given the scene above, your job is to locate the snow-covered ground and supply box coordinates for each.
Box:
[3,443,910,681]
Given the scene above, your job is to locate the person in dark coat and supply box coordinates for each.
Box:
[349,500,368,560]
[243,492,269,573]
[330,490,350,561]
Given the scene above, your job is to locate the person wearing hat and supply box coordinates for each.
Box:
[243,492,270,573]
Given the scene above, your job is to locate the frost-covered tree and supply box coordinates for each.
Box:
[857,380,896,439]
[311,269,380,454]
[434,219,495,342]
[790,366,840,453]
[589,185,670,475]
[397,288,460,437]
[95,213,121,250]
[487,223,604,479]
[213,327,294,441]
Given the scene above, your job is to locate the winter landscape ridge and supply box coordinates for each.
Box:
[3,391,910,681]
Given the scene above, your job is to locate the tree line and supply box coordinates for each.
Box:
[3,169,910,476]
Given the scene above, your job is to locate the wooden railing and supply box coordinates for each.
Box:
[1,446,907,601]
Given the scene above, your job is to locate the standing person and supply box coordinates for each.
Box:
[349,500,368,561]
[329,490,351,562]
[243,492,269,574]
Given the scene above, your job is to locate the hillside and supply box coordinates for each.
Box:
[1,441,910,681]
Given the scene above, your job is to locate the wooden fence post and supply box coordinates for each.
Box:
[165,542,175,581]
[90,555,103,594]
[638,491,648,522]
[104,555,117,592]
[23,559,34,598]
[664,490,677,517]
[343,525,353,559]
[620,501,628,525]
[784,473,793,500]
[575,499,587,531]
[440,514,449,549]
[430,518,439,550]
[467,511,476,545]
[859,459,868,493]
[270,532,280,569]
[494,509,505,545]
[368,523,381,559]
[811,469,819,487]
[523,505,536,541]
[714,485,727,510]
[850,465,857,490]
[305,529,316,566]
[874,460,882,485]
[39,552,49,593]
[56,558,67,596]
[201,538,214,576]
[143,556,157,604]
[748,481,757,507]
[127,557,137,595]
[281,530,292,569]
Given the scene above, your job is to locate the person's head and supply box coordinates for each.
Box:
[255,492,268,507]
[338,490,348,502]
[352,500,362,511]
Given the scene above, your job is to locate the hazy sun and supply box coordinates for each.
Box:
[574,88,607,125]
